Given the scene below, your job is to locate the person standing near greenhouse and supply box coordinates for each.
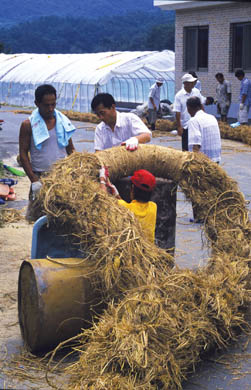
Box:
[91,93,152,152]
[147,78,164,130]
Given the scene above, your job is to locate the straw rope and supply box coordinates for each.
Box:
[28,145,250,389]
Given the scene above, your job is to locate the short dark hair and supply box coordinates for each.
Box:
[189,70,198,78]
[91,93,115,111]
[186,96,202,110]
[35,84,57,103]
[215,72,224,79]
[132,184,152,202]
[235,69,245,78]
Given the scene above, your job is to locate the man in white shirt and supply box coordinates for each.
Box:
[173,73,205,151]
[91,93,152,152]
[187,96,221,163]
[186,96,221,224]
[189,71,202,92]
[147,78,164,130]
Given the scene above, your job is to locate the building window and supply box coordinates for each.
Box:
[184,26,208,71]
[231,22,251,71]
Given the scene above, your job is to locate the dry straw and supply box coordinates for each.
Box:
[0,208,24,226]
[14,108,251,142]
[219,122,251,146]
[29,145,250,389]
[155,119,177,132]
[15,109,176,133]
[14,109,101,124]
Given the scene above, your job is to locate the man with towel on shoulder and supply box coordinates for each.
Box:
[19,84,76,218]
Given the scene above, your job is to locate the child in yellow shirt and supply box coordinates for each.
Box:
[99,168,157,243]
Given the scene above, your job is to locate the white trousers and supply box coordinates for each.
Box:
[238,104,250,124]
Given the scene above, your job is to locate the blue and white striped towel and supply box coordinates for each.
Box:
[30,108,76,150]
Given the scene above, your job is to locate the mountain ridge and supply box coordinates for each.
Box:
[0,0,158,26]
[0,1,175,54]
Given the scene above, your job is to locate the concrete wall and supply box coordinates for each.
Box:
[175,2,251,118]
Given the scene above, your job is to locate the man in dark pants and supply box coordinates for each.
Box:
[173,73,205,151]
[147,78,164,130]
[186,96,221,223]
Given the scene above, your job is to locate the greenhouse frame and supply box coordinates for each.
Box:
[0,50,175,112]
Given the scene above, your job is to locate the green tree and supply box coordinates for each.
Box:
[0,11,175,54]
[146,24,175,51]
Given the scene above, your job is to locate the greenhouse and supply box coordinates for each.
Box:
[0,50,175,112]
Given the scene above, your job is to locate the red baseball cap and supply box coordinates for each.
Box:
[131,169,156,192]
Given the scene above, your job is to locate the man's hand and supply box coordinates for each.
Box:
[122,137,139,151]
[177,125,183,136]
[240,103,244,110]
[31,181,42,200]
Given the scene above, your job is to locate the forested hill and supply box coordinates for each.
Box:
[0,0,165,26]
[0,9,175,54]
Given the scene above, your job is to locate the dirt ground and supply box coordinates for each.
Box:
[1,122,251,388]
[0,176,32,348]
[0,177,55,389]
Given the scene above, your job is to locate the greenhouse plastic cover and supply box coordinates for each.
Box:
[0,50,175,112]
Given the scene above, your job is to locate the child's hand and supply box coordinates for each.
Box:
[99,166,110,184]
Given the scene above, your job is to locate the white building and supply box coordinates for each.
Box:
[154,1,251,118]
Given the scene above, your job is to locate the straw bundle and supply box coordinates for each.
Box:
[29,145,250,389]
[31,148,176,300]
[62,110,101,124]
[155,119,177,132]
[14,109,101,124]
[12,107,251,145]
[219,122,251,146]
[66,257,249,390]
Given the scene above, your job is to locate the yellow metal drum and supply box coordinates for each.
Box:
[18,258,101,353]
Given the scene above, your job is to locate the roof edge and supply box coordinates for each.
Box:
[154,1,234,11]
